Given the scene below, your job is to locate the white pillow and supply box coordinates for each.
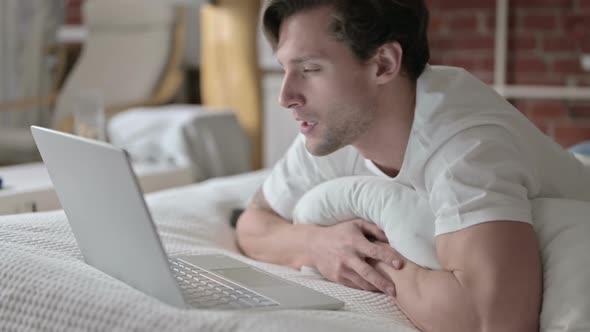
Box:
[293,176,440,270]
[573,152,590,168]
[292,177,590,331]
[532,198,590,331]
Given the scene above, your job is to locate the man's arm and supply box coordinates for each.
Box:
[236,187,402,294]
[236,188,315,268]
[373,221,542,332]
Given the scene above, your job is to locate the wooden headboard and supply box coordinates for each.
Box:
[200,0,263,169]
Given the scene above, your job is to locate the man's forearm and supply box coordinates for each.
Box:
[379,264,539,332]
[383,264,479,331]
[236,207,317,269]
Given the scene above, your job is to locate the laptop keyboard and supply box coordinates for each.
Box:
[169,258,279,310]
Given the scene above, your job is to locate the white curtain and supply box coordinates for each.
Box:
[0,0,63,129]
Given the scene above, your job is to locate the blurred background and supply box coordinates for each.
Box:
[1,0,589,169]
[426,0,590,147]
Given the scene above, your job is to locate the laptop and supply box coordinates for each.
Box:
[31,126,344,311]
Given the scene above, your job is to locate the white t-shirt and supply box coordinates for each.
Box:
[263,65,590,236]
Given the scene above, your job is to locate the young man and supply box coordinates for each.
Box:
[236,1,590,331]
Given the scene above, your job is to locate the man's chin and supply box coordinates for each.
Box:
[304,138,344,157]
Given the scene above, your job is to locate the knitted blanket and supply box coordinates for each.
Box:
[0,170,416,332]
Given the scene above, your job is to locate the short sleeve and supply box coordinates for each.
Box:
[424,125,537,236]
[262,134,326,220]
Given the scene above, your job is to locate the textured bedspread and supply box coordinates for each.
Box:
[0,170,416,332]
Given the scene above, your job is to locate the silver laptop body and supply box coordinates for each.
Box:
[31,126,344,311]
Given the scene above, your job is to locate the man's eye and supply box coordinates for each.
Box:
[303,68,320,73]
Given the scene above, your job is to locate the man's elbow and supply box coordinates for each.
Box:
[480,315,539,332]
[235,208,259,256]
[477,292,541,332]
[449,222,542,332]
[451,269,542,332]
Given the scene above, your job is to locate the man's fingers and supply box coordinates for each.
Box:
[357,221,388,242]
[342,270,379,292]
[348,257,396,296]
[354,221,404,269]
[339,277,363,291]
[373,260,398,276]
[357,240,403,269]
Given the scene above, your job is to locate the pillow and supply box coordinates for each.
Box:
[573,152,590,168]
[532,198,590,331]
[292,176,440,270]
[292,176,590,331]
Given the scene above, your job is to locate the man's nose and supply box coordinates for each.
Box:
[278,75,304,109]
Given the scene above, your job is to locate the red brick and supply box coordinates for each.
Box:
[65,0,84,24]
[509,35,538,51]
[470,70,494,84]
[522,14,558,30]
[510,100,531,113]
[429,16,445,33]
[443,58,494,73]
[527,101,569,119]
[554,124,590,147]
[66,14,82,25]
[580,36,590,53]
[437,0,496,10]
[580,0,590,10]
[575,76,590,86]
[429,36,495,51]
[443,53,495,71]
[425,0,440,10]
[484,14,497,33]
[481,57,496,71]
[442,58,479,70]
[429,54,444,65]
[565,15,590,51]
[564,13,590,33]
[567,29,590,53]
[509,55,548,73]
[448,15,479,30]
[528,118,554,135]
[66,0,83,6]
[513,102,556,135]
[507,73,566,86]
[508,12,519,30]
[511,0,573,8]
[553,58,582,74]
[543,36,577,52]
[429,37,450,50]
[570,104,590,118]
[454,36,495,50]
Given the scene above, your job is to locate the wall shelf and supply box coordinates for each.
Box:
[492,0,590,101]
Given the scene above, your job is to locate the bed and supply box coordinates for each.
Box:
[2,153,590,331]
[0,170,418,332]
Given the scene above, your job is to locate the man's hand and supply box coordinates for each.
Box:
[306,219,403,296]
[239,188,403,296]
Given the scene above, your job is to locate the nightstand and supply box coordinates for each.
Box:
[0,162,194,215]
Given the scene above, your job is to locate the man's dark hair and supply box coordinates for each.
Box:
[262,0,430,81]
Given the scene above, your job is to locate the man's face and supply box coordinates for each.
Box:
[276,6,377,156]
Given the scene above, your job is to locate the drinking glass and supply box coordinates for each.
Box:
[74,90,105,141]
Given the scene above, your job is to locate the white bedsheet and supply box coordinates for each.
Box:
[0,170,416,332]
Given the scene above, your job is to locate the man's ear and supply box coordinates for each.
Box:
[372,42,403,85]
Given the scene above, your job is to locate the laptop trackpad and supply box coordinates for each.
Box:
[212,267,291,288]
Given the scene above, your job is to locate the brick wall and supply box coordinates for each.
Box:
[64,0,590,147]
[427,0,590,148]
[65,0,83,25]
